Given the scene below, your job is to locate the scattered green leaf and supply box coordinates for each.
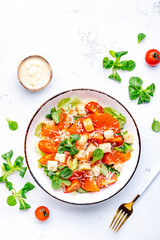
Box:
[138,33,146,43]
[91,148,104,164]
[152,119,160,132]
[6,119,18,131]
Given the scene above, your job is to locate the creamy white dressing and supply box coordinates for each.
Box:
[18,56,52,90]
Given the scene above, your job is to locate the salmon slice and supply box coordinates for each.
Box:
[68,117,85,134]
[87,113,120,133]
[102,150,131,165]
[81,177,99,192]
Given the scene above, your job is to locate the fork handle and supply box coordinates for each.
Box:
[139,167,160,196]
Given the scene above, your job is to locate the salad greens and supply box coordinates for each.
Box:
[137,33,146,43]
[0,150,27,182]
[128,77,155,104]
[44,165,73,190]
[152,119,160,132]
[57,134,80,156]
[104,107,126,129]
[103,50,136,82]
[46,97,81,123]
[35,123,44,137]
[6,118,18,131]
[100,164,120,177]
[91,148,104,164]
[113,141,133,153]
[6,181,35,210]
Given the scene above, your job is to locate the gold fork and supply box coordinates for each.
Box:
[110,167,160,233]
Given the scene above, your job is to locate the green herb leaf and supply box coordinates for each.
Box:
[103,57,114,69]
[45,114,52,119]
[35,123,44,137]
[51,109,62,124]
[18,198,31,210]
[104,107,126,129]
[77,187,88,193]
[118,60,136,71]
[144,83,155,97]
[108,68,121,82]
[109,50,116,58]
[92,148,104,164]
[61,179,71,186]
[110,167,120,177]
[128,86,140,100]
[60,167,73,179]
[100,164,109,176]
[115,51,128,58]
[20,182,35,199]
[13,156,24,168]
[57,165,68,170]
[6,119,18,131]
[138,33,146,43]
[70,147,79,156]
[57,97,81,111]
[6,181,13,191]
[51,175,61,189]
[129,77,143,89]
[7,196,17,206]
[73,116,81,123]
[152,119,160,132]
[1,150,13,164]
[69,134,81,143]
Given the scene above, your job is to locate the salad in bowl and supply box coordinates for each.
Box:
[35,97,134,194]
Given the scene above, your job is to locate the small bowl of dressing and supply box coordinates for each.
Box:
[17,55,52,91]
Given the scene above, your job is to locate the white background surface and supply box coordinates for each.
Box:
[0,0,160,239]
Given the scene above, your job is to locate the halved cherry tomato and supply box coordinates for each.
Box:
[39,153,56,165]
[106,172,117,185]
[87,113,120,133]
[106,135,123,147]
[81,177,99,192]
[38,140,57,154]
[85,102,104,114]
[64,179,81,193]
[145,49,160,66]
[96,175,106,188]
[89,131,104,144]
[35,206,50,221]
[40,123,61,144]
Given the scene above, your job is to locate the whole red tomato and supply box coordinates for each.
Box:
[145,49,160,66]
[35,206,50,221]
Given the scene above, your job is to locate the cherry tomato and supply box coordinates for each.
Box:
[38,140,57,154]
[39,153,56,165]
[96,175,106,188]
[85,102,104,114]
[105,135,123,147]
[35,206,50,221]
[64,179,81,193]
[145,49,160,66]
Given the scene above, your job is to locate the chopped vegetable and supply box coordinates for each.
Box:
[103,50,136,82]
[128,77,155,104]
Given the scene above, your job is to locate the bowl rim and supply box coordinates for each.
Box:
[24,88,141,205]
[17,55,53,92]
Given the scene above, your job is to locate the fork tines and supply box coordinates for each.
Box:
[110,208,129,233]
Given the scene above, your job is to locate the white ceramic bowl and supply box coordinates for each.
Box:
[24,89,141,205]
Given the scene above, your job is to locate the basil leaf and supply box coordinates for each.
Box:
[6,119,18,131]
[115,51,128,58]
[13,156,24,168]
[92,148,103,164]
[118,60,136,71]
[103,57,114,69]
[60,167,73,179]
[69,134,81,143]
[70,147,79,156]
[128,86,140,100]
[109,68,121,82]
[51,175,61,189]
[7,196,17,206]
[144,83,155,97]
[20,182,35,199]
[35,123,44,137]
[152,119,160,132]
[77,187,88,193]
[61,179,71,186]
[51,109,62,124]
[104,107,126,129]
[6,181,13,191]
[18,198,31,210]
[129,77,143,89]
[138,33,146,43]
[109,50,116,58]
[138,91,150,104]
[100,164,109,176]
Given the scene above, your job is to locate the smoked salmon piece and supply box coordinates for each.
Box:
[81,177,99,192]
[102,150,131,165]
[87,113,120,133]
[68,117,85,134]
